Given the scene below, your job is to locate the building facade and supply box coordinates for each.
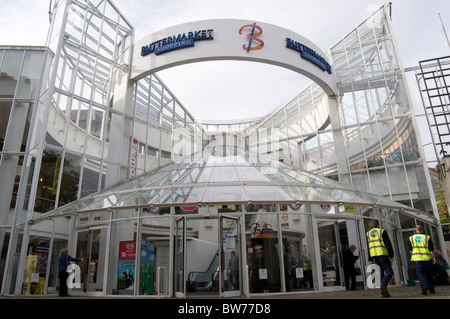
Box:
[0,0,446,297]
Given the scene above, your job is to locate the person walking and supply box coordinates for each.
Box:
[408,225,436,295]
[366,219,394,297]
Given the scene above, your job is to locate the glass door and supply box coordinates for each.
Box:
[219,215,241,297]
[315,219,344,291]
[74,227,108,295]
[174,216,186,298]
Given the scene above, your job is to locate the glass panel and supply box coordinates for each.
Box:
[74,230,89,293]
[174,217,185,297]
[17,51,45,99]
[221,216,241,296]
[246,213,281,293]
[0,155,24,215]
[244,185,293,202]
[0,101,13,151]
[317,220,342,287]
[81,157,100,197]
[23,235,50,295]
[8,101,33,152]
[74,228,107,293]
[281,213,316,292]
[35,148,63,213]
[4,228,23,294]
[109,218,138,296]
[139,216,171,296]
[90,105,106,139]
[186,217,219,297]
[47,218,70,295]
[203,185,246,203]
[0,50,23,98]
[0,231,10,289]
[58,152,82,207]
[210,166,239,182]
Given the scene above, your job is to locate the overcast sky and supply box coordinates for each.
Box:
[1,0,450,122]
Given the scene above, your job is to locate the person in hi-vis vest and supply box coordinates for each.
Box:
[408,225,436,295]
[366,219,394,298]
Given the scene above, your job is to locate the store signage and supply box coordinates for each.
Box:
[285,37,332,74]
[141,29,214,56]
[129,137,138,178]
[239,23,264,52]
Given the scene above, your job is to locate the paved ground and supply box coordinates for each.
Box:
[1,284,449,300]
[262,284,450,299]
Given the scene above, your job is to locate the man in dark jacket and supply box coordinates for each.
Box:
[343,245,358,290]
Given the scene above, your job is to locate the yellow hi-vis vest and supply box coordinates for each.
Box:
[367,228,388,257]
[409,234,432,262]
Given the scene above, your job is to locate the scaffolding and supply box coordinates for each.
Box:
[416,56,450,158]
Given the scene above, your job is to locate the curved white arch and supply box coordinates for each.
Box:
[131,19,337,96]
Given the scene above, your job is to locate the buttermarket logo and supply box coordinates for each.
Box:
[239,23,264,52]
[141,29,214,56]
[370,230,378,238]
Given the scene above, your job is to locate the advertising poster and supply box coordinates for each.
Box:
[118,241,136,291]
[139,241,155,295]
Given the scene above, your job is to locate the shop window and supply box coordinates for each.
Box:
[245,213,281,293]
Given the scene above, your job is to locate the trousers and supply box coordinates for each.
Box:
[372,256,393,286]
[415,261,435,293]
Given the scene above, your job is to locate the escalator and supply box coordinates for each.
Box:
[187,252,219,292]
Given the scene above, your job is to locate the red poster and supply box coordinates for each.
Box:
[119,241,136,260]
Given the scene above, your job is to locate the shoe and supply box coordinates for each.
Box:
[380,283,391,298]
[421,288,428,295]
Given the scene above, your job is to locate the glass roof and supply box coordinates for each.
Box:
[34,146,430,221]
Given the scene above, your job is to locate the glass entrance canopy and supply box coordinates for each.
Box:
[32,145,433,223]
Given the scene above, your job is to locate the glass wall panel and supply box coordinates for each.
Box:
[81,157,101,198]
[74,227,108,294]
[0,101,13,151]
[22,228,52,295]
[0,155,24,219]
[246,213,281,293]
[4,227,23,294]
[139,215,171,296]
[58,151,82,207]
[0,230,10,289]
[35,148,63,213]
[47,216,71,295]
[8,101,33,152]
[0,50,23,98]
[16,51,45,99]
[281,213,316,292]
[108,215,137,295]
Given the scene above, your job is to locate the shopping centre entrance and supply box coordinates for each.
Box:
[171,210,367,298]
